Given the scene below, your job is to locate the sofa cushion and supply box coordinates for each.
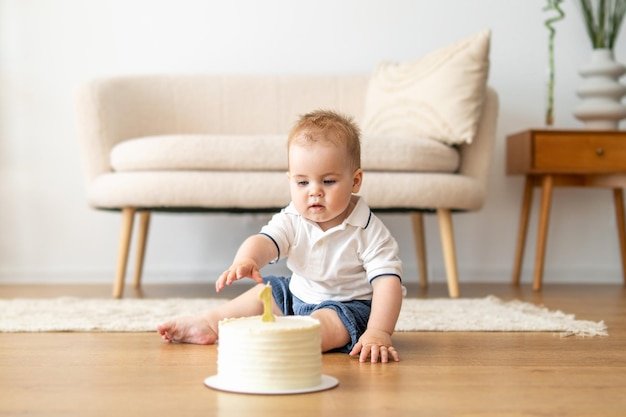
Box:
[110,134,288,172]
[360,135,459,172]
[361,29,490,145]
[86,170,483,211]
[110,134,460,173]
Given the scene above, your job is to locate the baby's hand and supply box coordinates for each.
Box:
[349,328,399,363]
[215,260,264,292]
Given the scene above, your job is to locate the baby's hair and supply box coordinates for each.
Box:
[288,109,361,170]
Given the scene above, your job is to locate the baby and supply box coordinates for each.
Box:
[158,109,403,363]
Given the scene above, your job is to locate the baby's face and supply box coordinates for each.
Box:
[287,141,362,231]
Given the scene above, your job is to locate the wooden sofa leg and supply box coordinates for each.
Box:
[113,207,136,298]
[437,209,460,298]
[411,212,428,289]
[133,211,151,290]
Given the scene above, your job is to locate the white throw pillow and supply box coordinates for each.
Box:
[362,29,491,145]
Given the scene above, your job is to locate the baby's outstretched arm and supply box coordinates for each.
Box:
[349,275,403,363]
[215,234,278,292]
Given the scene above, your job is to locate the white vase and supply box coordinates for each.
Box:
[573,49,626,130]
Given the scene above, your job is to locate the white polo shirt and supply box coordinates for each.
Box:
[259,195,403,304]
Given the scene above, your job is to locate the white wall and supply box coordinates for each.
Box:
[1,0,625,286]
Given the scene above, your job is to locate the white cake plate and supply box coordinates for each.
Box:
[204,374,339,395]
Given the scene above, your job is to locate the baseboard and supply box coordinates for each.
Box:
[0,265,622,285]
[420,265,623,285]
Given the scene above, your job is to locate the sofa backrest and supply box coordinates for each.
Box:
[76,74,498,186]
[82,74,370,135]
[76,74,371,181]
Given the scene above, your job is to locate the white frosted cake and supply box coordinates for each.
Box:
[212,315,323,393]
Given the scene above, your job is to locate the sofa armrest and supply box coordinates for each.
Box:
[458,87,499,184]
[75,76,190,182]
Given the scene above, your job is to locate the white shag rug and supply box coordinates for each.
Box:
[0,295,608,337]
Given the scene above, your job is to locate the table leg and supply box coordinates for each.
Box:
[533,175,553,291]
[512,176,534,285]
[613,188,626,285]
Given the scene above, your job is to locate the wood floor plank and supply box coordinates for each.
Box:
[0,283,624,417]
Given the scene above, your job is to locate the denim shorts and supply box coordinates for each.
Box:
[263,275,372,353]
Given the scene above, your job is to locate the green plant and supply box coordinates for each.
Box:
[544,0,566,126]
[579,0,626,48]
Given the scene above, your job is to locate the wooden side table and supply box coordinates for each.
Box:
[506,129,626,290]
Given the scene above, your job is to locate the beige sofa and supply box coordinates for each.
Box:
[76,73,498,298]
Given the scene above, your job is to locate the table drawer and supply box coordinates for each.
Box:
[533,133,626,173]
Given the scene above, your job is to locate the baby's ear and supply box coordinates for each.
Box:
[352,169,363,192]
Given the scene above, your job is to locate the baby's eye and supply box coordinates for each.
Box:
[297,180,309,186]
[323,179,336,185]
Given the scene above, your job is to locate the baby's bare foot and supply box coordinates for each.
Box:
[157,315,218,345]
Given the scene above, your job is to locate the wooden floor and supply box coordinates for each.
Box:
[1,282,625,417]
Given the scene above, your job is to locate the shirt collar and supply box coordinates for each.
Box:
[344,195,371,228]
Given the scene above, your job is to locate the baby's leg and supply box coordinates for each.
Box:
[310,308,351,352]
[157,283,282,344]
